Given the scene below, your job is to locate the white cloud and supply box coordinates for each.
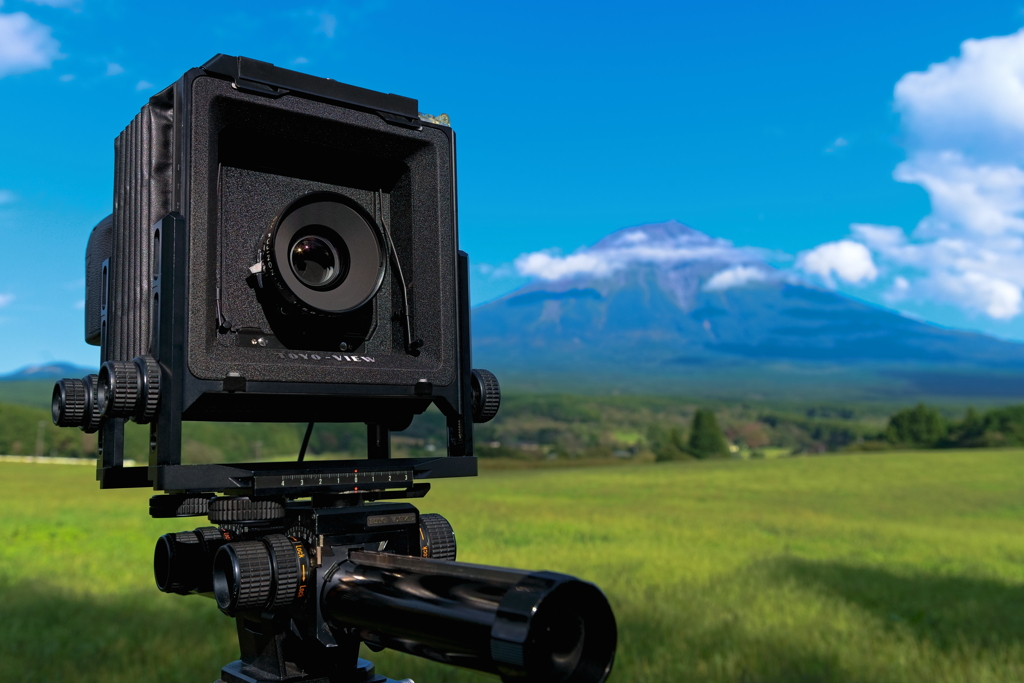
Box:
[292,56,309,65]
[315,12,337,38]
[825,137,849,153]
[894,152,1024,238]
[703,265,771,292]
[58,72,72,81]
[24,0,81,7]
[105,62,123,76]
[885,275,911,303]
[0,11,63,78]
[803,29,1024,321]
[930,271,1021,319]
[515,250,615,281]
[0,294,13,308]
[135,80,152,91]
[796,240,877,288]
[514,221,769,282]
[476,262,515,279]
[0,189,16,204]
[894,30,1024,163]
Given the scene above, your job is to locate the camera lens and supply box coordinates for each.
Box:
[290,233,341,288]
[262,192,385,314]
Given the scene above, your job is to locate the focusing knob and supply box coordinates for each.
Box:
[132,355,161,424]
[98,360,140,418]
[80,374,103,434]
[52,378,87,427]
[208,497,286,523]
[214,541,274,614]
[264,534,303,609]
[419,512,457,561]
[149,494,214,518]
[155,531,203,594]
[471,369,501,423]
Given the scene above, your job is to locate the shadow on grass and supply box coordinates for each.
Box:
[0,579,236,683]
[776,558,1024,651]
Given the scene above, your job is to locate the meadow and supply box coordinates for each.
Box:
[2,449,1024,682]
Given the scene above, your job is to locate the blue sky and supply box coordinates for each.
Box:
[3,0,1024,372]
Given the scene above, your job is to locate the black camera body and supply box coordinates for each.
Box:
[50,56,617,683]
[53,55,499,495]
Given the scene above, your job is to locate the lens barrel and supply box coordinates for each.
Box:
[323,551,617,683]
[261,192,385,314]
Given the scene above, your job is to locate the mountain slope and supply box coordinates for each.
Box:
[472,221,1024,399]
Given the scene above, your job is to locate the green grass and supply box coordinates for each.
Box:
[3,450,1024,682]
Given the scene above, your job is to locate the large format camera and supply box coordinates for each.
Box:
[50,56,616,683]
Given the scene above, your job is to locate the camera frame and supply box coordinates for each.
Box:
[84,56,481,496]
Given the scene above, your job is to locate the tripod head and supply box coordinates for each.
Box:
[154,494,617,683]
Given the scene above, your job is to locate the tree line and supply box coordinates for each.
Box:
[2,395,1023,461]
[881,403,1024,449]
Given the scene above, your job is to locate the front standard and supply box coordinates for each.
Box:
[51,54,501,495]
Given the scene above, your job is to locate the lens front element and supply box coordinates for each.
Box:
[262,192,385,314]
[290,233,341,288]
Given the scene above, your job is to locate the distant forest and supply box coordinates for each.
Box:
[2,393,1024,463]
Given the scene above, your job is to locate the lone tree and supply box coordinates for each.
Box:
[688,409,729,458]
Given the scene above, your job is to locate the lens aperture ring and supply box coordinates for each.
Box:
[52,378,87,427]
[225,541,274,613]
[132,355,161,424]
[99,360,140,418]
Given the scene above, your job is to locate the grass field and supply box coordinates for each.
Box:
[2,450,1024,682]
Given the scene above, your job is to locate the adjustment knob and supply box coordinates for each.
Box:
[208,497,286,523]
[471,369,500,423]
[149,494,214,518]
[80,374,103,434]
[419,512,457,561]
[98,360,140,418]
[211,535,312,615]
[212,540,274,614]
[132,355,161,424]
[154,526,233,595]
[52,378,88,427]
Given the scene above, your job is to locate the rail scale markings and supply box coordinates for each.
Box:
[254,469,414,490]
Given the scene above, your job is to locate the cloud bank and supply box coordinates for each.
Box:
[815,29,1024,320]
[514,221,770,285]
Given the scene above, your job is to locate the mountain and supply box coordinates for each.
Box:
[0,363,95,381]
[472,221,1024,401]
